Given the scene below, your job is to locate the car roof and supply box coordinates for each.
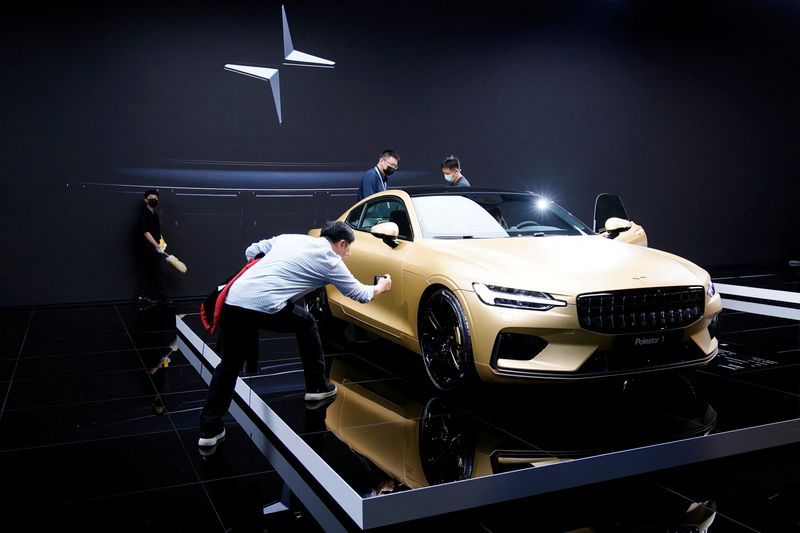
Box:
[389,186,537,198]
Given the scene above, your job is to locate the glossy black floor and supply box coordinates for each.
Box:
[2,266,800,532]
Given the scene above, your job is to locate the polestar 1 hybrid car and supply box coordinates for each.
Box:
[309,187,721,390]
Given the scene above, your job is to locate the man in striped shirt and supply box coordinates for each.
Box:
[199,221,392,448]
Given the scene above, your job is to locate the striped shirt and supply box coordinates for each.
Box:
[225,234,374,314]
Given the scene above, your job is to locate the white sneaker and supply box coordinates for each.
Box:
[304,384,337,402]
[198,427,226,447]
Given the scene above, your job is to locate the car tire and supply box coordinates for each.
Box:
[305,287,332,324]
[419,288,475,391]
[419,396,475,485]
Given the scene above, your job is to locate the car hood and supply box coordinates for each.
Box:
[417,236,709,297]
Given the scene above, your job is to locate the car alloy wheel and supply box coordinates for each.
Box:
[419,397,475,485]
[305,288,332,324]
[419,288,474,391]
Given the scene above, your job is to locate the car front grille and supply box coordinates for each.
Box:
[576,286,705,334]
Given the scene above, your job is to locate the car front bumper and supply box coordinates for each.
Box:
[455,289,723,383]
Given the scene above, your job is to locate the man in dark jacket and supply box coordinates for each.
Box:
[357,149,400,200]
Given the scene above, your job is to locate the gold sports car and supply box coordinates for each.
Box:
[309,187,722,391]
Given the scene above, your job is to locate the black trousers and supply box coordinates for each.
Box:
[137,249,167,301]
[199,303,326,434]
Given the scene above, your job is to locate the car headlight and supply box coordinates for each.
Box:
[472,283,567,311]
[707,282,716,298]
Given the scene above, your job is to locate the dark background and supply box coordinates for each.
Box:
[2,0,798,307]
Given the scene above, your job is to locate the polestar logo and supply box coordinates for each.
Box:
[282,5,335,66]
[634,336,662,346]
[224,65,282,123]
[225,5,336,124]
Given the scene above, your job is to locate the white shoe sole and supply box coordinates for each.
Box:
[304,384,337,402]
[198,428,226,447]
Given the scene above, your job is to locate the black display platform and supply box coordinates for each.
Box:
[176,296,800,531]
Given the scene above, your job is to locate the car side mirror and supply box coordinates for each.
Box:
[604,217,632,233]
[370,221,400,248]
[593,193,629,233]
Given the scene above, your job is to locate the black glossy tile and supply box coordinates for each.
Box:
[0,396,174,450]
[0,309,32,331]
[0,479,223,533]
[264,377,424,437]
[21,334,135,357]
[717,273,800,291]
[0,380,9,406]
[690,371,800,430]
[240,351,368,396]
[0,431,197,512]
[0,340,23,359]
[467,480,747,533]
[0,358,16,381]
[203,471,288,533]
[26,308,126,341]
[138,344,189,370]
[718,330,800,354]
[328,352,399,382]
[130,330,180,350]
[241,360,306,399]
[342,339,432,386]
[150,363,209,397]
[14,350,144,379]
[298,406,532,495]
[179,425,274,481]
[465,377,716,458]
[658,443,800,533]
[300,429,415,496]
[718,323,800,343]
[164,390,222,431]
[707,347,785,374]
[725,364,800,397]
[115,304,181,334]
[716,311,798,333]
[4,368,154,409]
[0,312,28,357]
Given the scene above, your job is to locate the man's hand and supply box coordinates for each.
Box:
[373,274,392,298]
[155,245,166,254]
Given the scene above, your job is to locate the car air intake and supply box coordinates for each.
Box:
[576,286,704,334]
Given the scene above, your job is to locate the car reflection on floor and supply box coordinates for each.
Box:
[319,355,717,491]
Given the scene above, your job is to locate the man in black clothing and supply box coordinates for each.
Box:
[137,189,170,307]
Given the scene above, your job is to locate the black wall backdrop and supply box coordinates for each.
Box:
[3,0,799,307]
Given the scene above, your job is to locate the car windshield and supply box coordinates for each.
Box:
[412,193,593,239]
[413,196,508,239]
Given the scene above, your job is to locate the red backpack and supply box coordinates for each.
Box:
[200,258,262,333]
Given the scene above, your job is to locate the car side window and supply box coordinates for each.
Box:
[357,197,413,240]
[346,204,364,228]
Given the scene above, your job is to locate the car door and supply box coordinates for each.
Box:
[593,193,648,246]
[340,195,414,339]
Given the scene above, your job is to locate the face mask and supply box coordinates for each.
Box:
[443,173,454,183]
[147,198,159,208]
[383,166,396,177]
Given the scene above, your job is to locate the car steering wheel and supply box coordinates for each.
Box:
[514,220,540,229]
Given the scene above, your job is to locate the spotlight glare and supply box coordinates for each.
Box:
[536,198,550,209]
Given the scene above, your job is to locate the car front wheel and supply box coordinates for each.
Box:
[419,288,474,391]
